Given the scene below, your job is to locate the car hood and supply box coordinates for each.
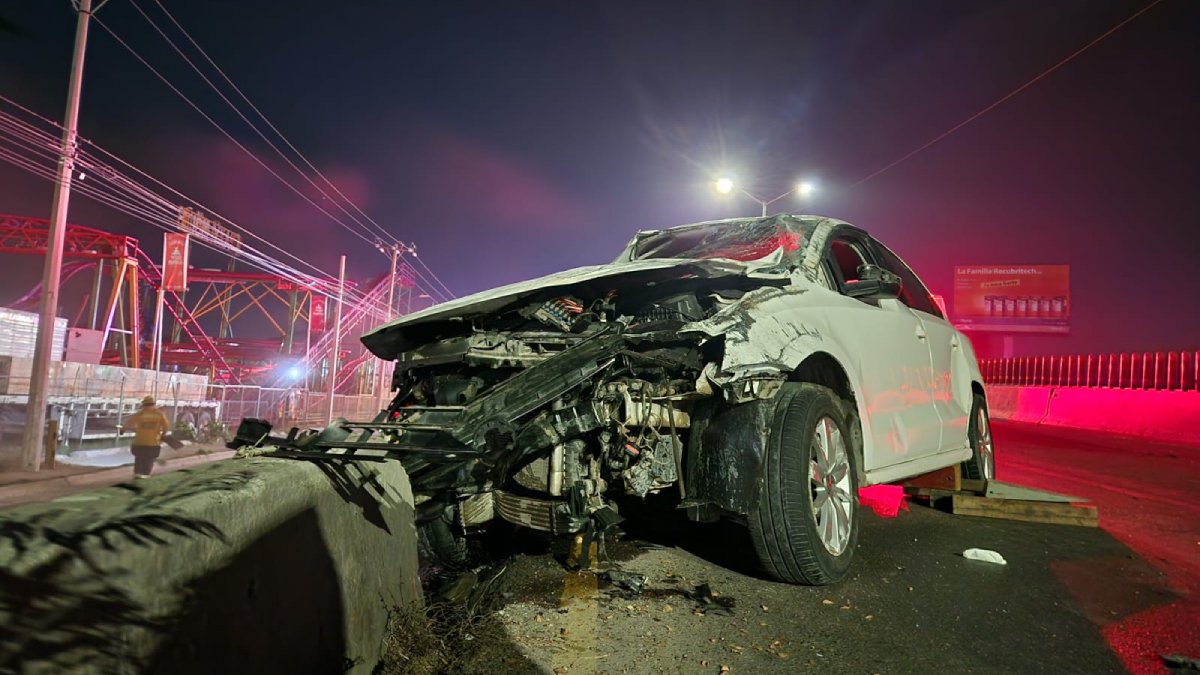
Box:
[362,253,789,359]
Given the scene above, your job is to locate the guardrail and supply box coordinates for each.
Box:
[980,351,1200,391]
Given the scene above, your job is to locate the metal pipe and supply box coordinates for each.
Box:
[549,443,564,497]
[89,259,104,330]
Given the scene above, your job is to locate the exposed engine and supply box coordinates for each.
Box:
[371,277,760,536]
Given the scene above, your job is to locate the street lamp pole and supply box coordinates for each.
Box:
[21,0,95,469]
[715,177,817,217]
[740,188,799,217]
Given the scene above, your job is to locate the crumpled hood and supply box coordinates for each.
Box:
[362,254,787,359]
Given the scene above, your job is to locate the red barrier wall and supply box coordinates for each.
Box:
[986,385,1200,448]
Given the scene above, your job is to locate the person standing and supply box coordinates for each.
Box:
[125,395,170,479]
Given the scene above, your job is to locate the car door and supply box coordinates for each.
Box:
[870,239,970,454]
[821,230,943,466]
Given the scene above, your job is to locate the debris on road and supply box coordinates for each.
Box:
[962,548,1008,565]
[691,583,736,615]
[602,568,648,596]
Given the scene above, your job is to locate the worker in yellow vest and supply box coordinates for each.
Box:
[124,395,170,479]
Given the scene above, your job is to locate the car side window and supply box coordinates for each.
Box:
[872,240,943,318]
[827,238,871,286]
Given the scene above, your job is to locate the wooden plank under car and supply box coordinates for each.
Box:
[950,491,1099,528]
[902,466,1099,527]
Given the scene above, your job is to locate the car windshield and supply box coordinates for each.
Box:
[630,217,815,263]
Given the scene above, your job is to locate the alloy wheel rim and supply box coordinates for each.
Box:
[810,416,854,556]
[976,407,995,480]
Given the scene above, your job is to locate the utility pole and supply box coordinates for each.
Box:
[326,255,346,424]
[21,0,95,469]
[376,243,399,411]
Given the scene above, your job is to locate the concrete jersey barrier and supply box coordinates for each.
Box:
[987,384,1200,448]
[0,455,421,674]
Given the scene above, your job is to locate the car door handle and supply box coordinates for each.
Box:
[915,324,927,340]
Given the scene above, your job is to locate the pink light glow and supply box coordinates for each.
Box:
[858,485,909,519]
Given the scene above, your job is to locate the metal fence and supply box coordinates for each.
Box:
[980,351,1200,391]
[207,385,382,430]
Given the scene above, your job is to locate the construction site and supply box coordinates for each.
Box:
[0,210,426,464]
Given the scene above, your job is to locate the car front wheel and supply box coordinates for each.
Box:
[748,383,860,585]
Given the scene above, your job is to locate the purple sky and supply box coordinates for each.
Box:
[1,1,1197,356]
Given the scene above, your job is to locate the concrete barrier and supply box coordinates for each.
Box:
[987,385,1200,448]
[0,455,421,674]
[986,385,1053,425]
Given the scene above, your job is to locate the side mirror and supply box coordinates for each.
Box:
[844,264,902,299]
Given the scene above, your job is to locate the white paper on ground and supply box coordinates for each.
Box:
[962,548,1007,565]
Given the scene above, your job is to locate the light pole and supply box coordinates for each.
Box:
[715,177,817,216]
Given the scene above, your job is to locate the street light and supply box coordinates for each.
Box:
[714,177,818,216]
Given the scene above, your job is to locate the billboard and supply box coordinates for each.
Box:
[953,265,1069,334]
[310,295,327,332]
[162,233,191,292]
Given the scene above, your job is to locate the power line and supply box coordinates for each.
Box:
[0,105,365,301]
[126,0,394,249]
[93,12,457,302]
[145,0,402,249]
[90,14,383,251]
[849,0,1164,189]
[0,96,434,308]
[411,251,456,300]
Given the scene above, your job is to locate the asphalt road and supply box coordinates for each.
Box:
[439,423,1199,674]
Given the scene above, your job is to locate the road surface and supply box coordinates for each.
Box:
[406,422,1200,674]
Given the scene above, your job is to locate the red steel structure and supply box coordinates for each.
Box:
[1,213,398,388]
[1,213,142,368]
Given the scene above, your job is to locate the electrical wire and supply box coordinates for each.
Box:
[0,114,359,303]
[126,0,394,249]
[0,98,443,309]
[145,0,403,249]
[849,0,1165,189]
[1,94,343,286]
[87,18,456,303]
[90,14,383,251]
[411,251,457,300]
[128,1,457,299]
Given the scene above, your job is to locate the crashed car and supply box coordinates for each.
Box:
[244,215,995,585]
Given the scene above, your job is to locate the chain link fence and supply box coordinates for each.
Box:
[207,385,382,430]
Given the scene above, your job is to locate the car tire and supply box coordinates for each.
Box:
[961,393,995,481]
[748,383,860,585]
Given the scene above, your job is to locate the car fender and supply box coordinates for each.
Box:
[681,283,878,515]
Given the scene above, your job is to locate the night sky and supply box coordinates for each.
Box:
[1,0,1197,356]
